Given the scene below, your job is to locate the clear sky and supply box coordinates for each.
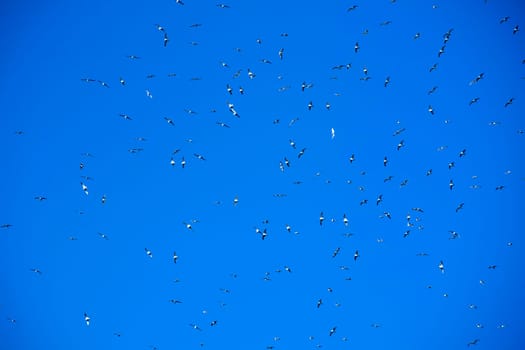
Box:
[1,0,524,349]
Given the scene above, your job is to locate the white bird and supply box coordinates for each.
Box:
[80,182,89,195]
[84,313,90,326]
[145,248,153,258]
[330,128,335,139]
[438,260,445,273]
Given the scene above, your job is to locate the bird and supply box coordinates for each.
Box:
[383,156,388,167]
[1,224,13,229]
[329,327,337,336]
[319,212,325,226]
[499,16,510,24]
[80,182,89,195]
[298,148,306,158]
[428,105,435,115]
[427,86,438,94]
[449,179,454,190]
[455,203,464,212]
[354,42,360,53]
[343,214,349,226]
[145,248,153,258]
[504,97,515,107]
[164,117,175,126]
[84,313,90,326]
[194,153,206,161]
[513,25,519,34]
[278,48,284,60]
[98,232,109,240]
[34,196,47,201]
[396,140,405,150]
[173,252,179,263]
[332,247,341,258]
[347,5,358,11]
[467,339,480,347]
[30,268,42,275]
[384,76,391,87]
[317,299,323,308]
[169,299,182,304]
[469,73,484,85]
[354,250,359,261]
[469,97,480,106]
[438,260,445,273]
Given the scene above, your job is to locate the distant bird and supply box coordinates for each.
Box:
[173,252,179,263]
[396,139,405,150]
[217,4,230,8]
[429,63,438,72]
[34,196,47,201]
[164,117,175,126]
[278,48,284,60]
[467,339,480,347]
[317,299,323,308]
[469,97,480,106]
[459,149,467,157]
[384,76,391,87]
[343,214,349,226]
[354,42,360,53]
[354,250,359,261]
[414,32,421,39]
[98,232,109,240]
[347,5,358,11]
[194,153,206,161]
[233,196,239,206]
[449,179,454,190]
[1,224,13,229]
[169,299,182,304]
[145,248,153,258]
[455,203,464,212]
[332,247,341,258]
[383,156,388,167]
[84,313,90,326]
[513,25,519,34]
[298,148,306,158]
[329,326,337,336]
[438,260,445,273]
[376,194,383,205]
[349,154,355,163]
[428,105,435,115]
[80,182,89,195]
[499,16,510,24]
[307,101,313,110]
[319,212,325,226]
[469,73,484,85]
[427,86,438,94]
[504,97,515,107]
[30,268,42,275]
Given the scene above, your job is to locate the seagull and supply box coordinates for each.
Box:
[34,196,47,201]
[343,214,349,226]
[30,268,42,275]
[384,76,391,87]
[194,153,206,161]
[428,105,435,115]
[98,232,109,240]
[216,122,230,128]
[513,25,519,34]
[84,313,90,326]
[97,80,110,88]
[455,203,464,212]
[449,179,454,190]
[317,299,323,308]
[396,139,405,150]
[347,5,358,11]
[119,77,126,85]
[247,69,256,79]
[329,327,337,336]
[429,63,438,72]
[145,248,153,258]
[278,48,284,60]
[298,148,306,158]
[80,182,89,195]
[469,97,480,106]
[504,97,515,107]
[354,250,359,261]
[284,266,292,273]
[438,260,445,273]
[499,16,510,24]
[459,149,467,157]
[469,73,484,85]
[376,194,383,205]
[467,339,480,347]
[169,299,182,304]
[332,247,341,258]
[349,154,355,163]
[307,101,313,110]
[164,117,175,126]
[354,42,360,53]
[239,86,244,94]
[319,212,325,226]
[427,86,438,94]
[233,196,239,206]
[383,156,388,167]
[414,32,421,39]
[330,128,335,139]
[1,224,13,229]
[289,139,296,149]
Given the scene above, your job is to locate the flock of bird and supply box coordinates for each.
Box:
[3,1,524,349]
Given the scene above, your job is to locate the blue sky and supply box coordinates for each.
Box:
[1,0,524,349]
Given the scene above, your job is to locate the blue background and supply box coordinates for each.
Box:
[1,0,524,349]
